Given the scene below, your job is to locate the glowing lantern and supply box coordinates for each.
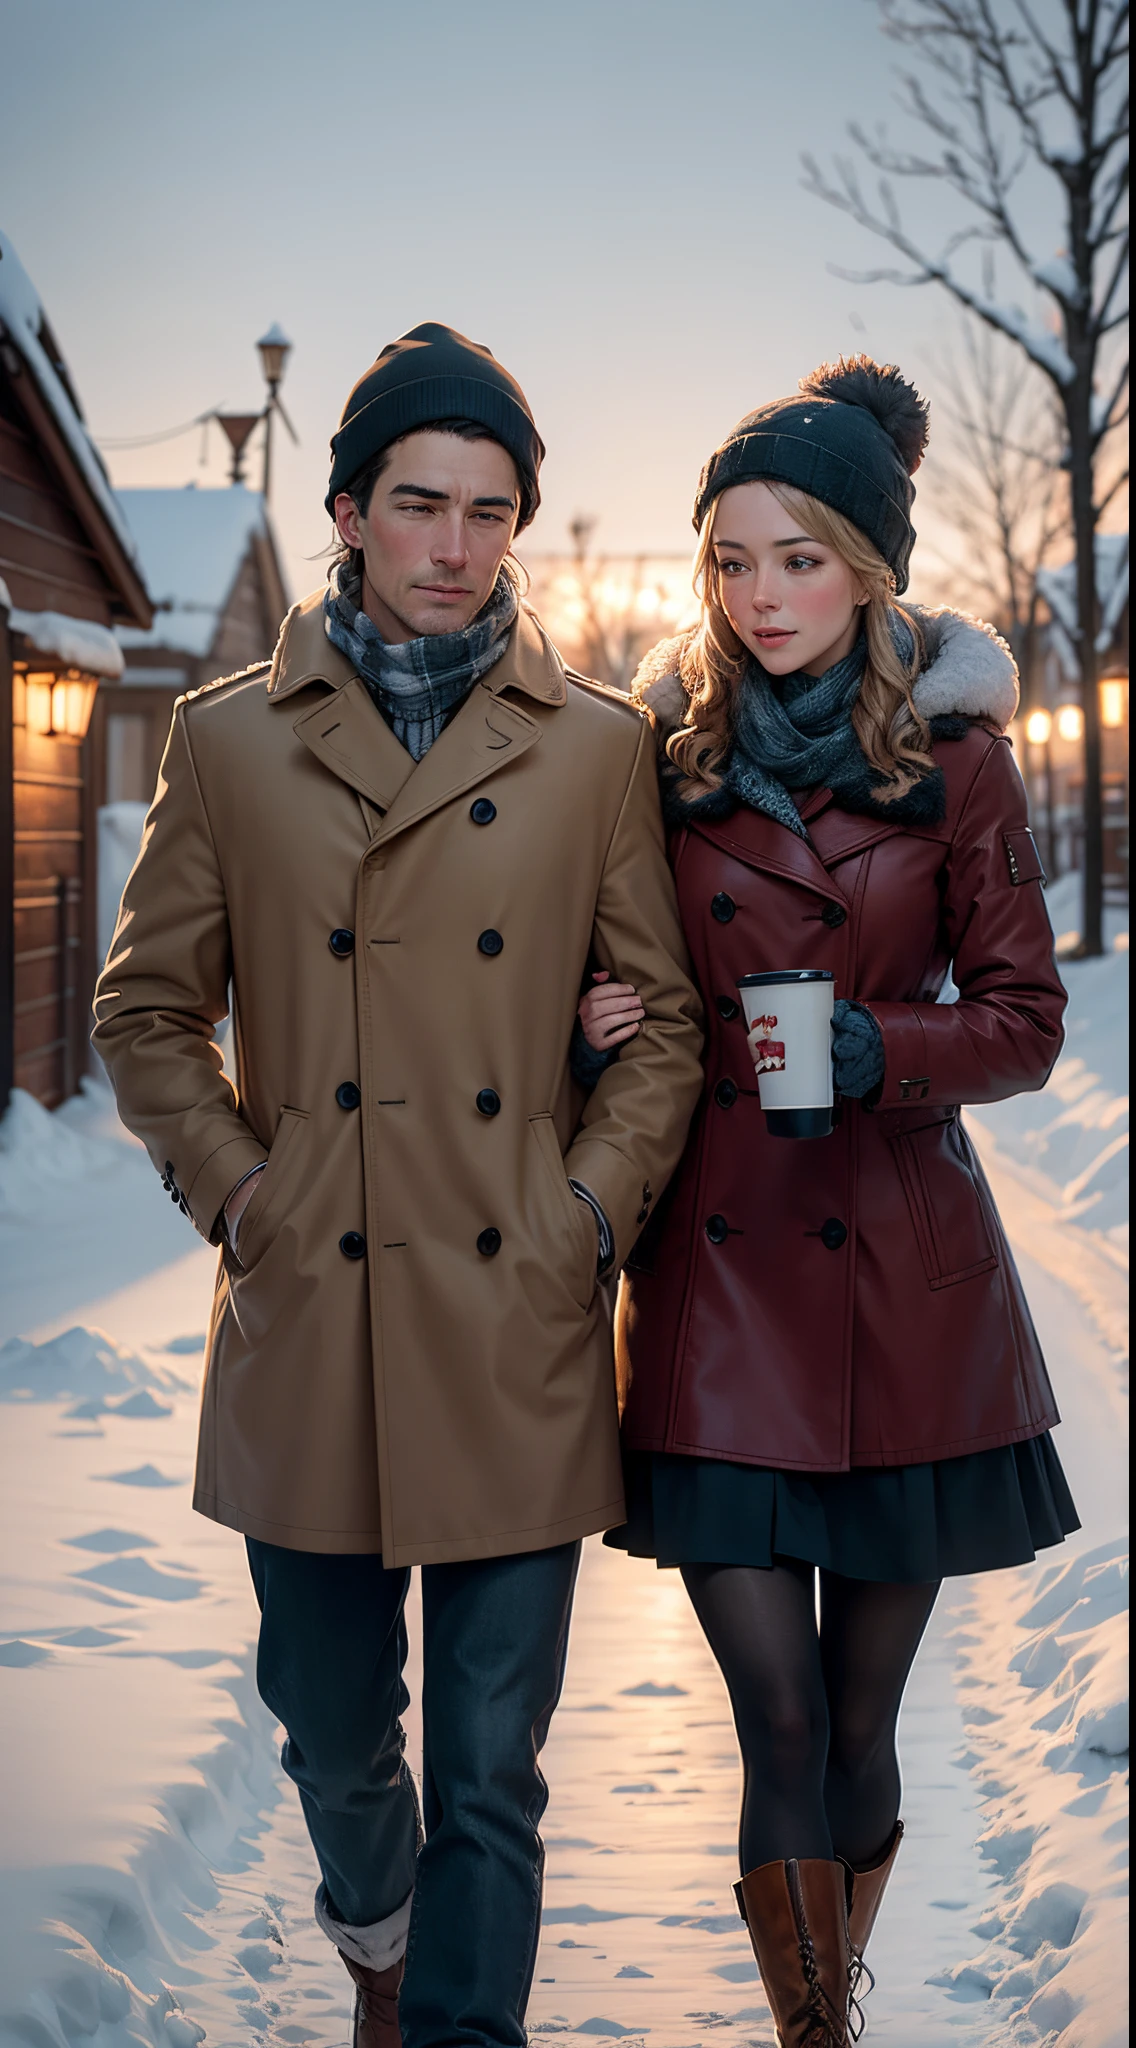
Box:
[50,675,99,737]
[23,672,55,735]
[1056,704,1084,743]
[16,669,99,738]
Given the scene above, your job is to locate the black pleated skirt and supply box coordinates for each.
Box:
[603,1434,1079,1582]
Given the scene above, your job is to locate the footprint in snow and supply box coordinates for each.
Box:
[101,1463,182,1487]
[64,1528,157,1552]
[74,1556,204,1601]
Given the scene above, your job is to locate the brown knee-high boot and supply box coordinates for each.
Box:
[842,1820,904,1994]
[735,1859,851,2046]
[845,1820,904,1956]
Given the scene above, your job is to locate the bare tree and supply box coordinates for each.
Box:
[923,303,1070,690]
[563,518,682,690]
[804,0,1128,953]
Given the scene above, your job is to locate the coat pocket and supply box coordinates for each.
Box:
[226,1106,308,1275]
[889,1114,999,1289]
[527,1113,597,1312]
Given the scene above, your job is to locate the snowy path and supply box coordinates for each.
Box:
[0,974,1127,2048]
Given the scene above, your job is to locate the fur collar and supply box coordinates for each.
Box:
[633,604,1019,742]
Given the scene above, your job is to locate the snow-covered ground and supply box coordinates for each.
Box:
[0,889,1127,2048]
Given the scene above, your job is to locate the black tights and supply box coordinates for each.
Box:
[682,1559,939,1873]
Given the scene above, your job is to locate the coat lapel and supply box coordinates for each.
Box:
[273,590,560,846]
[367,683,542,849]
[291,678,418,815]
[690,807,850,908]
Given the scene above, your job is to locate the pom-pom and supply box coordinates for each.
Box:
[799,355,930,474]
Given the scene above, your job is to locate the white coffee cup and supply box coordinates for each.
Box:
[737,970,835,1139]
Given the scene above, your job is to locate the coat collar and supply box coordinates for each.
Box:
[266,585,568,708]
[687,787,932,901]
[273,587,565,845]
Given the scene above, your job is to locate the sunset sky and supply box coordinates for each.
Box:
[2,0,1070,603]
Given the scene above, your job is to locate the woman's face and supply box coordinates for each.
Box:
[712,483,867,677]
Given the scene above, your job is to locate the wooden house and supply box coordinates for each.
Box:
[0,229,152,1110]
[101,483,288,809]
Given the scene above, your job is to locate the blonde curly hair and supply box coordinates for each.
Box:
[639,482,934,806]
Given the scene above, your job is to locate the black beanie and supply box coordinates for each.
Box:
[692,357,929,594]
[325,322,545,528]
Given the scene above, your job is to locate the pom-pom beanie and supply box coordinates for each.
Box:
[692,355,930,592]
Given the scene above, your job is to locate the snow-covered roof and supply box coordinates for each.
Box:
[0,228,141,572]
[1037,534,1130,682]
[114,484,270,656]
[0,577,124,677]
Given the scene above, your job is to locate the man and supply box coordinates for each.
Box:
[93,323,703,2046]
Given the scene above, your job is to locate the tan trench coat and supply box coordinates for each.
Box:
[93,592,703,1565]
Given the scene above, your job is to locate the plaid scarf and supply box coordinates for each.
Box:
[323,562,518,761]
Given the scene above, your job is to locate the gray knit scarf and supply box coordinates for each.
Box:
[323,562,518,761]
[672,614,947,837]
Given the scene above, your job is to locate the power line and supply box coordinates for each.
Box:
[97,409,222,450]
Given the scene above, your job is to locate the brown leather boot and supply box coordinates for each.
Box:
[735,1858,850,2046]
[844,1820,904,1961]
[338,1951,404,2048]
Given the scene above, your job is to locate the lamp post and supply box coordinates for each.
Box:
[256,325,295,503]
[211,329,297,500]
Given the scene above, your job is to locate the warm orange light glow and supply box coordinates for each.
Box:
[24,674,54,736]
[1025,709,1052,746]
[1100,680,1127,729]
[50,676,99,738]
[14,669,99,739]
[1056,703,1084,743]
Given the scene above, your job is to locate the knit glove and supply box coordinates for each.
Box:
[831,999,885,1100]
[569,1015,619,1091]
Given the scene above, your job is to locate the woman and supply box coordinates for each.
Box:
[576,357,1077,2046]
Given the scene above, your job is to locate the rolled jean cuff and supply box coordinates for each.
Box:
[314,1880,413,1969]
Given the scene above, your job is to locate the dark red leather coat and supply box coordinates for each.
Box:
[617,724,1067,1470]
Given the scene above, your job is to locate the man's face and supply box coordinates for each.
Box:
[334,430,521,641]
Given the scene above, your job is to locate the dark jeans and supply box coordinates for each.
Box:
[246,1536,581,2047]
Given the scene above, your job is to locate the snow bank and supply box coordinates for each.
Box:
[0,1324,190,1408]
[935,1540,1129,2048]
[0,1086,130,1218]
[968,876,1128,1255]
[98,801,149,965]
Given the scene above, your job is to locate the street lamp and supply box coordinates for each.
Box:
[211,328,297,500]
[256,324,296,502]
[257,323,292,389]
